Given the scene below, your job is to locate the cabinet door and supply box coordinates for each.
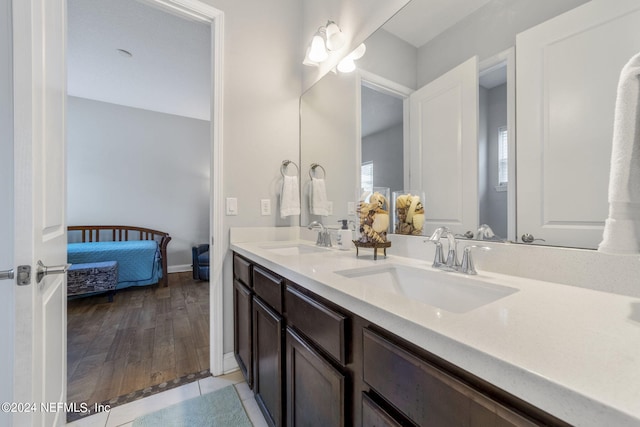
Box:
[233,279,253,387]
[253,297,284,427]
[516,0,640,248]
[286,327,345,427]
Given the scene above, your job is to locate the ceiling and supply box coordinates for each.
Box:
[67,0,211,121]
[67,0,494,122]
[383,0,493,48]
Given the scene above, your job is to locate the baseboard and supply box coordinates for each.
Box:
[223,352,239,374]
[168,264,192,273]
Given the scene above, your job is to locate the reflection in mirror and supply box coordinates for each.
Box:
[478,62,508,241]
[360,84,404,196]
[300,0,640,249]
[300,71,358,228]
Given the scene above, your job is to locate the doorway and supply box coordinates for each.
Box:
[478,49,516,242]
[65,0,224,415]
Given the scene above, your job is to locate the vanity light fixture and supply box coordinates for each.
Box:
[303,20,346,66]
[325,21,345,51]
[337,43,366,73]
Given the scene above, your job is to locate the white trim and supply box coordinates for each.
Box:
[210,12,225,378]
[223,351,239,374]
[146,0,225,377]
[167,264,192,273]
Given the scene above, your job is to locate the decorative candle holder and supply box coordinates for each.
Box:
[392,190,425,235]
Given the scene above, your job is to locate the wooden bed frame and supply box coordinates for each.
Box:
[68,225,172,287]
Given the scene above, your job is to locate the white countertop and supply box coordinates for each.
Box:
[231,239,640,427]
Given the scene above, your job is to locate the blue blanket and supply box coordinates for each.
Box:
[67,240,162,289]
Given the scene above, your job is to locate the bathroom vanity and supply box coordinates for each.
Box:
[231,237,640,427]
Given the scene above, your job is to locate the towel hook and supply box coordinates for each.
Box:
[281,160,299,177]
[309,163,326,179]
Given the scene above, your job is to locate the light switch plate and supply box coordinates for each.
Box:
[260,199,271,216]
[327,201,333,215]
[226,197,238,215]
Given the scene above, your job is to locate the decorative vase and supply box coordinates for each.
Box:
[356,187,390,244]
[392,190,425,235]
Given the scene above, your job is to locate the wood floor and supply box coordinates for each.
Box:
[67,272,209,406]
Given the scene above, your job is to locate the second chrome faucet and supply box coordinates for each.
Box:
[427,226,489,275]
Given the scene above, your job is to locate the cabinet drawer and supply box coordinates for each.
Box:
[363,328,538,427]
[285,286,347,365]
[253,266,283,313]
[234,254,252,287]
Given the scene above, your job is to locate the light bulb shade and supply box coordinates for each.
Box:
[308,34,328,62]
[325,22,345,51]
[337,57,356,73]
[350,43,366,60]
[303,46,319,66]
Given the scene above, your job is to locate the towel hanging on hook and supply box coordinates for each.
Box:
[280,160,300,218]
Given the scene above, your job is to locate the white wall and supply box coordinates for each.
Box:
[0,0,13,420]
[302,0,411,91]
[200,0,302,354]
[416,0,589,87]
[358,28,417,90]
[362,124,404,192]
[67,96,210,270]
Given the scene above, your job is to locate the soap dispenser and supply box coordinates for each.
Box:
[337,219,352,250]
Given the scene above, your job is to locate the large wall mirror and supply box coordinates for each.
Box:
[300,0,640,249]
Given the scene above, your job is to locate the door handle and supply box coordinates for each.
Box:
[36,260,71,284]
[521,233,546,244]
[0,269,14,280]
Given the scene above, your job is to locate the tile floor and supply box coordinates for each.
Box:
[66,371,268,427]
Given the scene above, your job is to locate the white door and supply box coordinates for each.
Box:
[13,0,68,426]
[516,0,640,248]
[409,56,479,236]
[1,0,15,425]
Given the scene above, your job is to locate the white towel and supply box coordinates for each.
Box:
[310,177,329,216]
[598,52,640,254]
[280,175,300,219]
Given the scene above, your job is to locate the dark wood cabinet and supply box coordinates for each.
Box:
[232,252,568,427]
[286,327,345,427]
[285,285,347,365]
[233,279,253,387]
[363,328,542,427]
[361,393,405,427]
[253,296,284,427]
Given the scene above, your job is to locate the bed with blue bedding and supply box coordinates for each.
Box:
[67,225,171,288]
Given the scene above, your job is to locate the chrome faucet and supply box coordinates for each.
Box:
[427,227,490,274]
[307,221,331,247]
[459,245,491,275]
[475,224,496,241]
[427,226,459,270]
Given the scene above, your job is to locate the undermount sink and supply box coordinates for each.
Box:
[260,243,327,256]
[335,264,517,313]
